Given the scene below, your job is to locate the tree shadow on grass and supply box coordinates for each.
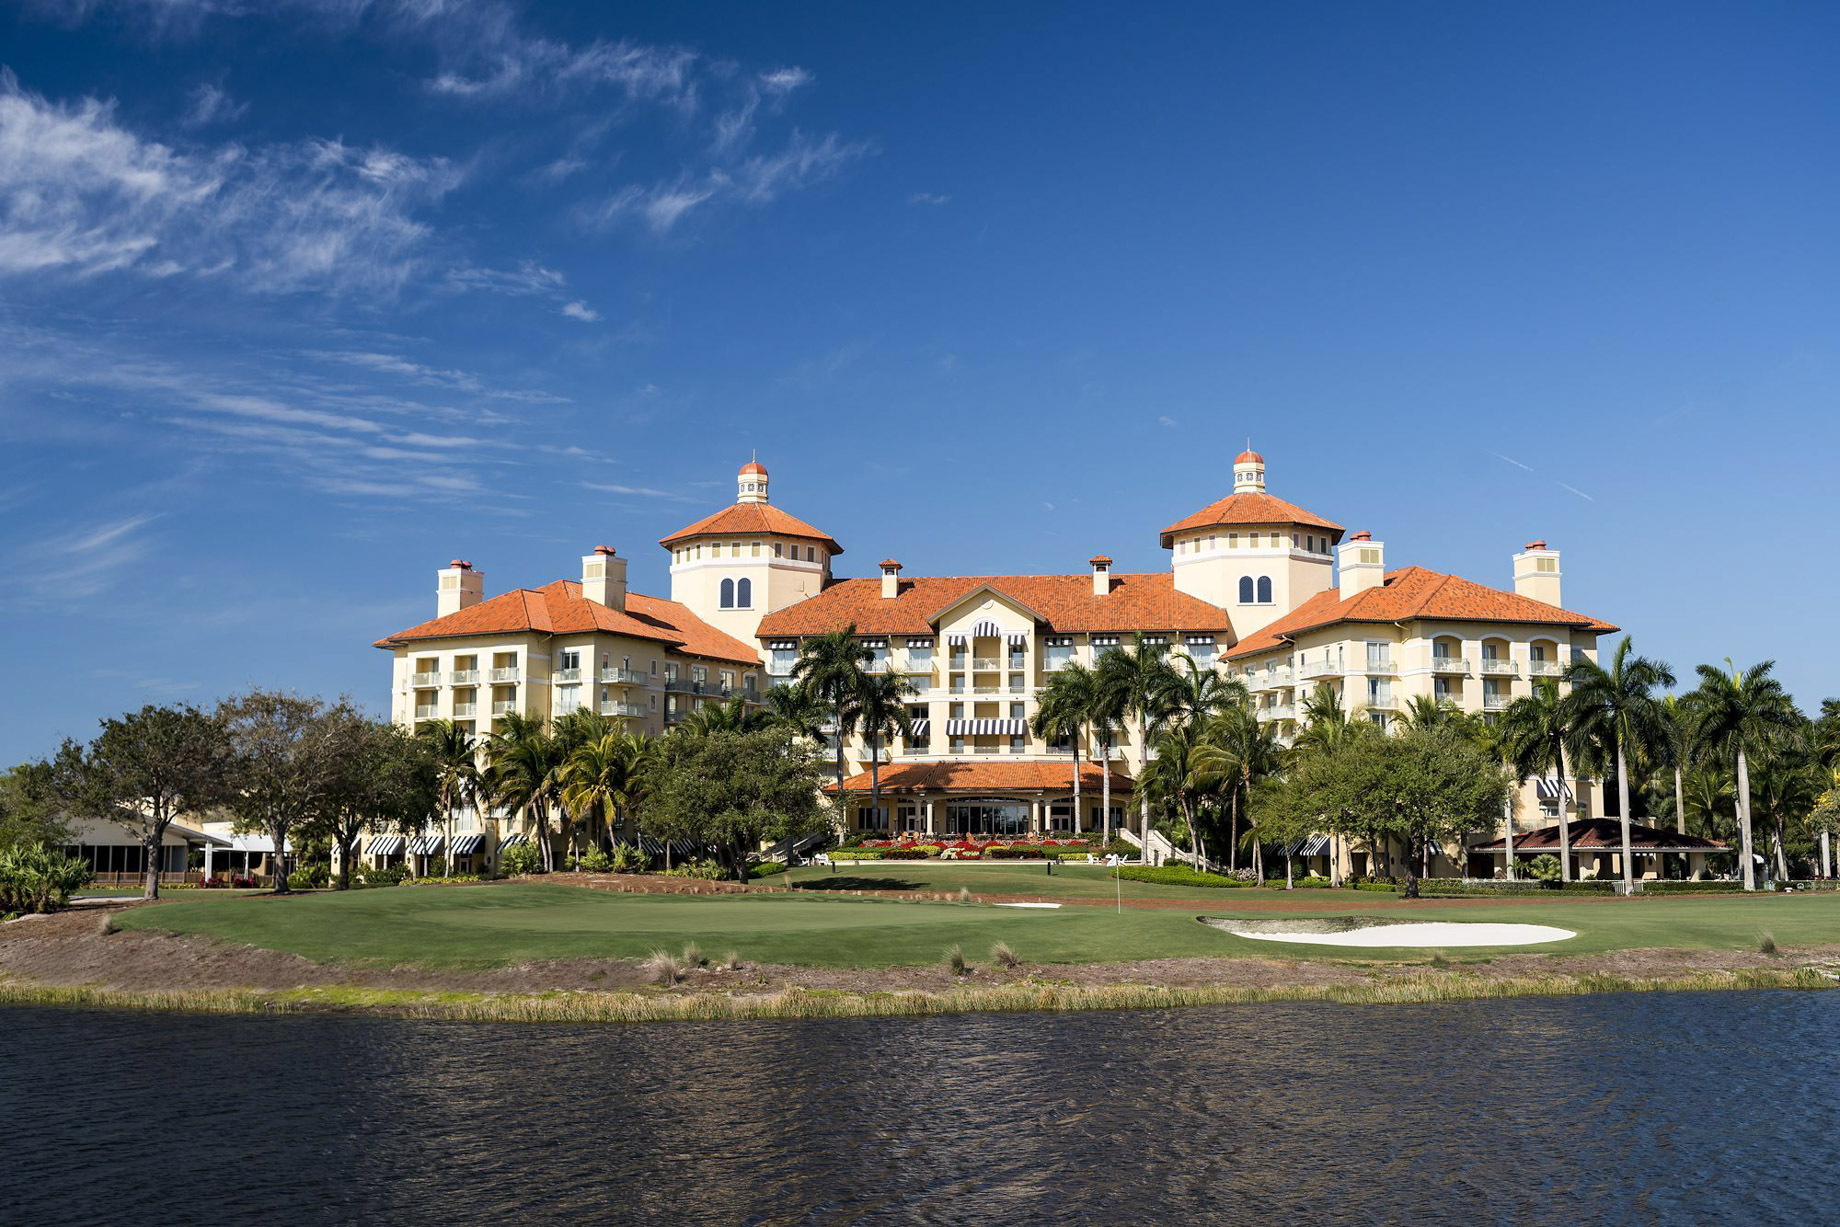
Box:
[797,876,921,892]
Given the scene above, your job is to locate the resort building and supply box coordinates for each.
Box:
[375,450,1626,876]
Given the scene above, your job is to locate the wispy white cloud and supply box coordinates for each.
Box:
[560,300,599,322]
[581,481,693,501]
[592,130,871,234]
[1492,451,1535,473]
[909,191,950,206]
[182,81,246,127]
[1157,415,1177,428]
[0,69,460,293]
[1553,480,1595,502]
[7,512,161,604]
[443,260,565,296]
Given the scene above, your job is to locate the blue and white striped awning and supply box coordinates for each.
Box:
[1090,635,1121,647]
[946,718,1027,736]
[451,833,487,856]
[947,634,967,646]
[407,835,444,856]
[367,834,404,856]
[497,833,529,852]
[970,619,1004,638]
[907,719,930,739]
[1185,634,1216,645]
[1285,834,1332,857]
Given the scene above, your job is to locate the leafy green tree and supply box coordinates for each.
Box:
[1097,632,1177,847]
[1562,637,1675,894]
[51,703,234,899]
[417,718,481,879]
[1683,659,1801,890]
[1498,679,1577,881]
[1246,776,1313,888]
[311,711,437,890]
[1192,705,1282,872]
[1294,683,1358,757]
[680,695,772,737]
[0,760,67,853]
[856,670,916,832]
[561,730,652,855]
[219,690,339,894]
[484,712,561,872]
[792,626,872,822]
[637,727,828,880]
[1032,662,1100,837]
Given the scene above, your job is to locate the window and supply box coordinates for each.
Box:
[1238,576,1255,603]
[1256,576,1273,603]
[806,546,815,561]
[1188,641,1215,668]
[1046,641,1073,669]
[719,578,735,608]
[736,577,752,608]
[1530,643,1547,663]
[1270,533,1281,549]
[1537,557,1557,573]
[559,649,580,671]
[751,542,761,558]
[1359,548,1381,565]
[1291,533,1299,547]
[1228,532,1239,548]
[650,659,658,676]
[773,542,783,558]
[730,542,741,557]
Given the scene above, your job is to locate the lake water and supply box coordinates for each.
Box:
[4,992,1837,1224]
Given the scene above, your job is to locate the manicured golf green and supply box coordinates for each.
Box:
[786,860,1263,900]
[113,881,1840,969]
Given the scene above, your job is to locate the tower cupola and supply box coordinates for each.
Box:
[1232,448,1266,494]
[738,459,769,504]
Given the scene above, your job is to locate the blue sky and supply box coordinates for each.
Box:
[4,1,1838,764]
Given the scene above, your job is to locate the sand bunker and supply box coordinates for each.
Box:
[994,902,1062,909]
[1204,916,1574,948]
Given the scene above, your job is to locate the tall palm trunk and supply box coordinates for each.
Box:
[1616,737,1635,894]
[1226,787,1239,872]
[1503,793,1516,881]
[1674,766,1685,836]
[1772,820,1788,881]
[835,739,848,836]
[1736,745,1755,891]
[1557,742,1573,883]
[869,732,881,834]
[1136,717,1150,843]
[1100,736,1113,847]
[1070,734,1082,841]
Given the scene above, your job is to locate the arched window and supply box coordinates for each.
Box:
[736,577,752,608]
[720,578,735,609]
[1257,576,1273,604]
[1238,576,1255,603]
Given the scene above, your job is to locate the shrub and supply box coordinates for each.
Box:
[1758,932,1777,955]
[834,848,883,860]
[749,861,788,878]
[722,950,743,970]
[882,847,931,860]
[1641,880,1745,894]
[986,846,1046,860]
[499,843,543,876]
[642,950,683,986]
[662,858,725,881]
[610,843,649,874]
[358,863,409,887]
[1113,865,1253,888]
[681,941,705,968]
[571,849,613,873]
[0,845,95,914]
[1527,854,1563,883]
[945,944,968,976]
[991,942,1020,970]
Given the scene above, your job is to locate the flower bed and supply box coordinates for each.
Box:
[839,838,1099,861]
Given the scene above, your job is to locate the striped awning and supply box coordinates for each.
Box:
[1007,632,1027,646]
[1046,635,1075,647]
[769,640,798,650]
[451,833,487,856]
[862,638,888,648]
[408,835,444,856]
[947,634,967,646]
[367,835,404,856]
[970,619,1003,638]
[497,833,529,852]
[1185,634,1216,645]
[1090,635,1121,647]
[906,637,934,648]
[1534,778,1575,801]
[1285,834,1332,857]
[946,718,1027,736]
[907,719,930,739]
[1141,634,1167,645]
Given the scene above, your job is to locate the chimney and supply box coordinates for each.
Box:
[1336,532,1385,600]
[1512,539,1561,606]
[880,558,902,599]
[437,559,483,617]
[582,546,628,611]
[1089,554,1113,597]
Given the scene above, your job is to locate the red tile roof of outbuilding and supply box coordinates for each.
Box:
[755,573,1235,638]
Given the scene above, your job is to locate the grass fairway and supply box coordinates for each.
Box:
[786,860,1261,900]
[113,881,1840,970]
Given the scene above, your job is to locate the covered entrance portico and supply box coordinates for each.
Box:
[825,760,1135,841]
[1471,818,1728,881]
[945,799,1030,837]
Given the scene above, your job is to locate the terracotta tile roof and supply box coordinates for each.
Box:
[374,580,762,666]
[1159,491,1344,546]
[1474,819,1725,852]
[1224,566,1619,660]
[755,573,1235,638]
[658,502,842,553]
[823,760,1135,795]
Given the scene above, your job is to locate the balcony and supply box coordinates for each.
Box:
[555,667,582,682]
[1482,693,1512,712]
[450,669,480,685]
[1430,656,1473,676]
[491,700,518,716]
[1251,667,1293,690]
[971,657,1002,672]
[1529,659,1563,678]
[599,701,648,719]
[411,672,442,688]
[1364,695,1398,712]
[413,704,438,720]
[599,667,649,685]
[489,667,520,683]
[452,702,478,718]
[901,656,935,674]
[1042,655,1074,673]
[1300,659,1343,679]
[1263,703,1297,721]
[1358,656,1396,674]
[1480,659,1518,676]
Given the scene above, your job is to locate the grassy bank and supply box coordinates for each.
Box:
[109,880,1840,968]
[4,966,1833,1024]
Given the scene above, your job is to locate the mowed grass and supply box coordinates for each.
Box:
[786,860,1256,900]
[112,881,1840,970]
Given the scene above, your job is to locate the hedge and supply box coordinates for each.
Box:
[1639,880,1745,894]
[749,861,787,879]
[1112,865,1255,888]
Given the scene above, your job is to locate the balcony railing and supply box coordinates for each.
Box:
[413,705,438,720]
[491,700,517,716]
[971,658,1002,671]
[599,701,648,719]
[1250,668,1293,690]
[555,667,582,682]
[1043,655,1075,673]
[452,703,477,717]
[450,669,480,685]
[1300,659,1343,679]
[599,667,649,685]
[1364,695,1398,712]
[411,672,441,688]
[489,667,520,683]
[1264,704,1297,721]
[1358,656,1395,673]
[902,656,935,674]
[1482,693,1512,711]
[1529,659,1563,677]
[1480,659,1518,676]
[1430,657,1472,675]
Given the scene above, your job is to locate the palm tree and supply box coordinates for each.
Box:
[679,694,771,737]
[762,681,829,863]
[1163,652,1248,729]
[1085,673,1125,845]
[1097,633,1177,852]
[416,718,481,879]
[1143,721,1217,867]
[1748,735,1820,881]
[1498,679,1576,881]
[1295,683,1358,757]
[548,708,612,859]
[1561,637,1675,894]
[484,712,561,872]
[1685,659,1802,889]
[1033,663,1100,838]
[1195,705,1283,872]
[792,626,872,828]
[1658,694,1692,835]
[856,670,917,834]
[561,732,629,857]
